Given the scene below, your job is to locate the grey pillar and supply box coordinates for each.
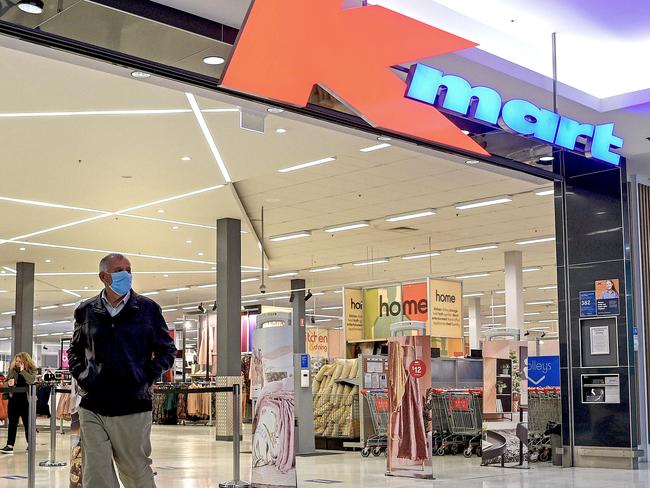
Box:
[291,279,306,353]
[13,262,35,357]
[216,218,241,377]
[468,297,482,351]
[504,251,525,338]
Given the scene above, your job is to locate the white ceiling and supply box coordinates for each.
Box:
[0,40,559,347]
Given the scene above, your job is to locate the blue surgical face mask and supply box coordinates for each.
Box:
[109,271,132,296]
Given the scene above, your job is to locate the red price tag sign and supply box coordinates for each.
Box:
[408,359,427,379]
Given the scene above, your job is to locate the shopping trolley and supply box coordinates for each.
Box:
[360,389,389,458]
[528,387,561,462]
[438,389,483,457]
[428,389,450,454]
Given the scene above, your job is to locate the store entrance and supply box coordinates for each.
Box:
[0,39,562,486]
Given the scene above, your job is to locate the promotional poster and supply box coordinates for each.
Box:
[387,335,433,479]
[427,278,463,339]
[250,325,297,488]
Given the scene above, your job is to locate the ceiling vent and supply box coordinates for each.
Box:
[388,226,419,233]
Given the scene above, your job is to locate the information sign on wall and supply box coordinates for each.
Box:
[344,287,363,341]
[427,278,463,338]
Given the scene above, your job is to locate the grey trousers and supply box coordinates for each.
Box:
[79,407,156,488]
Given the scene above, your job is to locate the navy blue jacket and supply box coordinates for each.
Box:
[67,291,177,417]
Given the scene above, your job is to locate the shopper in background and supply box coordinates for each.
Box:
[67,253,177,488]
[0,352,37,454]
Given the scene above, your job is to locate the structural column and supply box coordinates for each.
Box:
[291,279,306,354]
[216,218,241,377]
[468,297,482,351]
[13,262,34,357]
[504,251,525,338]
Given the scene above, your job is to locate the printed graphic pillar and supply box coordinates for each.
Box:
[504,251,524,338]
[12,262,34,357]
[468,297,482,351]
[555,152,638,468]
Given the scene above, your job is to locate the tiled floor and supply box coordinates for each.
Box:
[0,423,647,487]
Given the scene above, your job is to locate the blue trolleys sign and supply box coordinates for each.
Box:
[527,356,561,388]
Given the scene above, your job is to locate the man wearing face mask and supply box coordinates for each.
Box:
[67,253,176,488]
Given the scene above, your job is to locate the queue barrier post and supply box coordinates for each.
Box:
[27,384,37,488]
[219,383,249,488]
[40,384,66,467]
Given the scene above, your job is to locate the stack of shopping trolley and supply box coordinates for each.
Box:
[431,389,483,457]
[527,387,561,462]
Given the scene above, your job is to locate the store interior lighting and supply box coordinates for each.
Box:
[278,157,336,173]
[17,0,44,14]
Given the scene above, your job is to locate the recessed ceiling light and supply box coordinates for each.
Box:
[157,209,165,214]
[377,136,391,142]
[181,156,191,161]
[166,287,190,293]
[40,305,59,310]
[197,252,204,256]
[535,189,554,196]
[353,259,389,267]
[539,156,554,162]
[465,159,480,165]
[269,272,299,279]
[456,244,498,253]
[266,295,291,301]
[185,240,192,244]
[538,285,558,290]
[386,209,436,222]
[19,247,25,251]
[241,277,259,283]
[360,143,391,152]
[525,312,542,316]
[309,266,342,273]
[45,259,51,263]
[162,308,178,312]
[172,226,179,230]
[456,196,513,210]
[275,128,287,134]
[163,274,169,278]
[130,71,151,79]
[402,252,441,260]
[463,293,484,297]
[455,273,490,279]
[527,300,554,305]
[516,237,555,245]
[270,231,311,242]
[523,267,542,272]
[324,221,369,233]
[17,0,43,14]
[278,157,336,173]
[203,56,225,65]
[267,107,284,114]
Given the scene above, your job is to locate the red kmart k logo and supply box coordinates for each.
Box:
[221,0,488,155]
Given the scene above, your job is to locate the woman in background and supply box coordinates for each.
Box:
[0,352,37,454]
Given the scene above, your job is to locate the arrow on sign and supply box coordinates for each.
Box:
[221,0,488,155]
[528,375,546,386]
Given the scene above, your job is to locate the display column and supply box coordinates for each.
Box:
[468,297,482,351]
[12,262,35,357]
[504,251,524,338]
[291,279,306,353]
[555,152,639,468]
[216,218,242,441]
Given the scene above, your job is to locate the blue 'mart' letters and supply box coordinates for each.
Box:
[405,63,623,165]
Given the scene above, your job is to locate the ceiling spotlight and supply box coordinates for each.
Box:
[181,156,192,161]
[524,331,530,337]
[18,0,44,14]
[276,128,287,134]
[304,289,313,302]
[465,159,480,165]
[539,156,554,162]
[311,316,315,325]
[541,332,547,338]
[130,71,151,79]
[212,301,217,312]
[267,107,284,114]
[198,303,206,314]
[289,292,295,303]
[203,56,225,65]
[377,136,392,142]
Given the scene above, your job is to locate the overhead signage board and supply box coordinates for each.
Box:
[528,356,560,388]
[428,278,463,338]
[222,0,623,165]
